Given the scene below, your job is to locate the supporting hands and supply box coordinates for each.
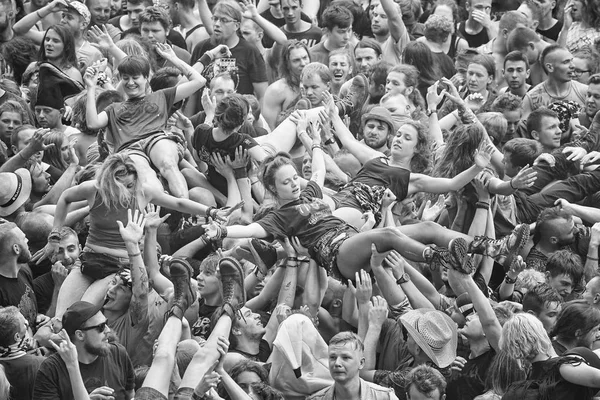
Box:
[510,165,538,190]
[201,88,217,118]
[211,152,235,179]
[563,146,587,162]
[154,42,178,60]
[421,194,446,222]
[88,25,115,52]
[368,296,388,328]
[228,146,249,170]
[353,269,373,306]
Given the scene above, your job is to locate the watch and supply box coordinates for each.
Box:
[396,273,410,285]
[426,109,437,117]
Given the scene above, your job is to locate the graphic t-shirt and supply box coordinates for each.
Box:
[191,38,268,95]
[104,87,177,152]
[191,124,258,194]
[0,268,38,329]
[256,181,347,258]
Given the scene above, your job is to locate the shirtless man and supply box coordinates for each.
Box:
[262,40,310,129]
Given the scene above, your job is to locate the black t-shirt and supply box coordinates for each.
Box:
[446,349,496,400]
[191,297,219,339]
[190,37,268,95]
[191,124,258,194]
[282,25,323,49]
[537,20,563,42]
[0,268,38,329]
[0,354,45,400]
[457,21,490,48]
[189,112,266,138]
[229,339,272,363]
[33,343,135,400]
[259,9,313,48]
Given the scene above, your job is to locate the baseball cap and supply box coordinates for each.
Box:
[66,1,91,28]
[62,301,103,335]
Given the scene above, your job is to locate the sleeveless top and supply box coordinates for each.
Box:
[87,191,139,250]
[458,21,489,48]
[447,33,461,60]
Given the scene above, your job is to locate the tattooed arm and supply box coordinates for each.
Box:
[118,209,149,326]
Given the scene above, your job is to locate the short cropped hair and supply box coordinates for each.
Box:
[300,62,332,85]
[526,107,558,137]
[522,283,562,316]
[329,331,364,352]
[546,249,583,285]
[321,3,353,31]
[502,138,542,168]
[503,50,530,70]
[139,6,172,31]
[507,26,541,53]
[0,306,21,347]
[405,365,447,397]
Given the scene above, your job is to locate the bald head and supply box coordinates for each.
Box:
[20,212,54,253]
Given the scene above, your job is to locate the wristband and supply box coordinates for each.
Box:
[233,167,248,179]
[324,137,336,146]
[253,265,266,280]
[220,226,228,239]
[128,252,141,258]
[588,255,599,261]
[205,206,217,219]
[201,233,212,243]
[199,53,213,67]
[475,201,489,210]
[504,275,517,284]
[311,144,322,151]
[251,180,260,185]
[509,178,517,190]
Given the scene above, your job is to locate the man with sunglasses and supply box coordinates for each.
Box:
[33,301,136,400]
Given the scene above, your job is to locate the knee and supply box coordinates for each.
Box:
[189,187,216,206]
[158,159,179,172]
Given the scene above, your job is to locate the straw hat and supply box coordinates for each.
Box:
[400,309,458,368]
[0,169,32,217]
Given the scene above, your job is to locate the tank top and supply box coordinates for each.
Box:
[457,21,489,48]
[351,158,411,201]
[447,33,460,60]
[87,191,139,250]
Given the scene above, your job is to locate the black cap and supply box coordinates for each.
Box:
[62,301,103,336]
[35,62,83,110]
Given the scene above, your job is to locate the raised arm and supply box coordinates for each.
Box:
[155,43,206,103]
[408,142,494,195]
[331,110,383,164]
[0,128,53,172]
[117,209,149,326]
[13,0,67,42]
[380,0,407,44]
[83,64,109,130]
[143,204,174,299]
[241,0,288,45]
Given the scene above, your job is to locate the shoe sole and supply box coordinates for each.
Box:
[450,238,475,274]
[169,258,197,304]
[219,257,246,305]
[504,224,530,268]
[250,239,277,272]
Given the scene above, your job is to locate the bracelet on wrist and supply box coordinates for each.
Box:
[475,201,490,210]
[198,53,213,67]
[219,226,228,239]
[128,252,142,258]
[509,178,517,190]
[251,180,260,185]
[287,257,298,262]
[588,255,599,261]
[311,144,322,151]
[504,275,517,284]
[205,206,217,219]
[324,137,336,146]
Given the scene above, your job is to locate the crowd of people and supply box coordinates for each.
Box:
[3,0,600,399]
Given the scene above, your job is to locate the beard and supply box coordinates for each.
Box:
[84,340,111,357]
[17,246,31,263]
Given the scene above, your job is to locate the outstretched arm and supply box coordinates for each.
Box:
[380,0,407,44]
[241,0,288,45]
[155,43,206,103]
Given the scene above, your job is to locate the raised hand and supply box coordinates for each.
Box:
[368,296,388,327]
[290,236,310,258]
[369,243,387,270]
[240,0,259,19]
[50,329,79,365]
[88,25,115,51]
[32,239,59,265]
[214,335,229,374]
[381,188,397,209]
[274,303,292,325]
[465,92,485,112]
[533,152,556,167]
[354,269,372,306]
[279,237,297,257]
[511,165,537,189]
[440,77,463,105]
[471,9,492,29]
[554,198,576,215]
[201,89,217,116]
[289,110,308,134]
[155,42,177,60]
[144,204,170,231]
[473,171,491,201]
[474,142,495,168]
[426,81,447,110]
[208,45,232,60]
[173,110,193,131]
[212,201,245,224]
[116,209,145,244]
[384,250,406,276]
[83,65,100,88]
[564,0,574,30]
[29,129,53,152]
[421,194,446,222]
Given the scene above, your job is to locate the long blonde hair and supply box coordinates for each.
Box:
[96,153,138,209]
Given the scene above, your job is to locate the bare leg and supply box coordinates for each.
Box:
[149,139,189,199]
[55,267,93,318]
[396,221,472,247]
[256,107,325,153]
[189,187,217,208]
[129,154,165,194]
[141,316,183,397]
[182,168,226,206]
[333,207,364,230]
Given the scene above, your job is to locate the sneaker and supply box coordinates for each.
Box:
[336,74,369,117]
[425,245,452,271]
[449,238,476,275]
[469,224,530,268]
[219,257,246,310]
[166,257,197,320]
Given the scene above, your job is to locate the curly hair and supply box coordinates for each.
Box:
[400,120,431,174]
[491,92,523,113]
[424,14,453,44]
[431,123,484,183]
[580,0,600,30]
[500,313,552,364]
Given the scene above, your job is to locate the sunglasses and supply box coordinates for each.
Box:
[79,321,108,333]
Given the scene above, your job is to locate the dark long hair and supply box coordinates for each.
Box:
[38,25,78,69]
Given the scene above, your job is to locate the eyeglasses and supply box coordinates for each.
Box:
[79,321,108,333]
[211,15,238,24]
[572,69,590,77]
